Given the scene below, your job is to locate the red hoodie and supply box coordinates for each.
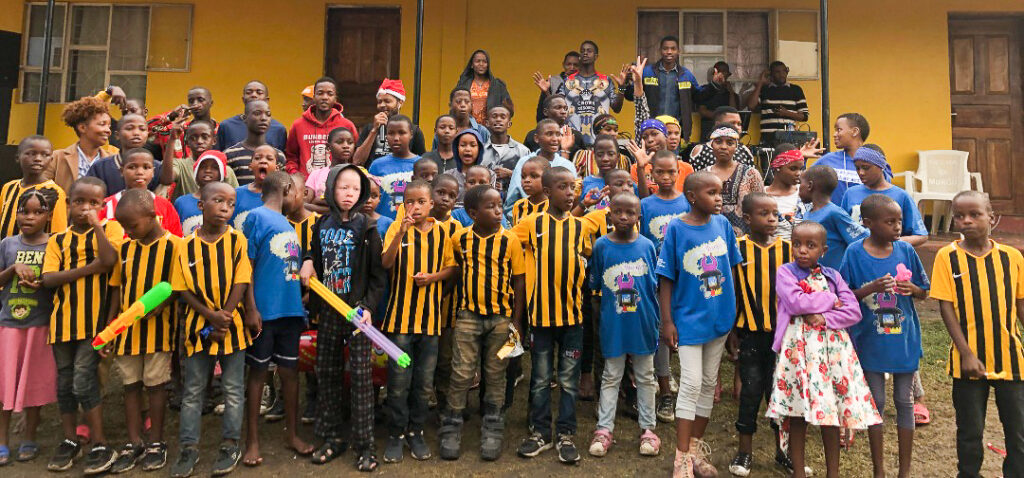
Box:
[285,103,358,178]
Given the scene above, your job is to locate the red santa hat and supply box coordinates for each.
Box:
[193,150,228,182]
[377,78,406,101]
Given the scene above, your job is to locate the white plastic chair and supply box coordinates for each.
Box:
[898,150,984,234]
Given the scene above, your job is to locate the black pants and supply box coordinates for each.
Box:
[735,330,778,435]
[952,378,1024,478]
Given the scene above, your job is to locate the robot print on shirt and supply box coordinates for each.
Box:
[270,230,302,281]
[681,237,729,299]
[867,291,904,334]
[601,258,649,314]
[379,170,413,213]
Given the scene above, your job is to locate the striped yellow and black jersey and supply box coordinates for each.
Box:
[931,240,1024,380]
[171,228,253,356]
[436,216,463,328]
[383,218,457,335]
[734,236,791,332]
[452,227,526,317]
[42,220,125,343]
[0,179,68,239]
[290,212,320,257]
[109,232,181,355]
[511,212,597,327]
[509,198,548,227]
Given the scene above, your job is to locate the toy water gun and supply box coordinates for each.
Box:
[308,277,411,368]
[92,282,173,350]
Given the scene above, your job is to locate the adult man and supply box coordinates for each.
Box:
[557,41,623,145]
[696,62,739,142]
[532,51,580,122]
[353,78,426,166]
[216,80,288,152]
[147,86,218,161]
[637,36,700,144]
[746,60,809,145]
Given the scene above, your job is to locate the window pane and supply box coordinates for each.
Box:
[148,5,192,70]
[637,11,679,64]
[26,4,66,68]
[726,12,769,80]
[66,50,107,101]
[682,12,723,54]
[683,56,725,81]
[109,74,147,103]
[21,71,64,103]
[70,6,109,46]
[110,6,149,71]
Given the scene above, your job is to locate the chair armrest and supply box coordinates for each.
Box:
[969,172,984,193]
[897,171,919,194]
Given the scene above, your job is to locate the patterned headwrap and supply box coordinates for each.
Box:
[853,147,894,180]
[770,149,804,169]
[640,119,667,136]
[655,115,680,128]
[709,126,740,140]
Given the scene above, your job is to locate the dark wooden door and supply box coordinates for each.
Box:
[949,18,1024,215]
[325,7,401,128]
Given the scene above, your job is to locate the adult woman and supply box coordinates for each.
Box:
[454,50,513,124]
[813,113,889,204]
[45,97,118,193]
[704,124,764,235]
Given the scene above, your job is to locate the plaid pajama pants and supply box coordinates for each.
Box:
[314,310,375,449]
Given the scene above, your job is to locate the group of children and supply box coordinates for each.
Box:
[0,79,1019,478]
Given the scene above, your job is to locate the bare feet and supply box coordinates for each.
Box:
[289,436,314,456]
[579,373,595,401]
[243,441,262,466]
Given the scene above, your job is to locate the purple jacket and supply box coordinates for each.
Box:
[773,263,862,352]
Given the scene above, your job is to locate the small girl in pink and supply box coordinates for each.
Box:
[766,221,880,478]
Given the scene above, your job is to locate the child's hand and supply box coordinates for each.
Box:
[244,309,262,336]
[582,188,603,208]
[13,263,40,288]
[413,272,435,287]
[559,125,575,151]
[86,208,103,229]
[209,328,227,343]
[626,140,651,168]
[630,56,648,82]
[961,353,987,379]
[868,274,896,294]
[357,308,372,326]
[661,321,678,349]
[299,260,316,287]
[98,343,115,359]
[895,280,920,297]
[399,215,414,235]
[495,167,514,180]
[725,331,739,361]
[805,313,826,327]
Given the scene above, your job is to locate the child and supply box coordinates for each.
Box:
[628,127,693,197]
[840,145,928,247]
[576,135,620,213]
[840,194,929,478]
[587,192,661,458]
[451,165,506,228]
[0,190,58,465]
[231,144,279,230]
[104,189,182,473]
[426,175,460,413]
[930,190,1024,478]
[41,177,122,474]
[380,179,458,463]
[174,150,229,235]
[448,88,491,144]
[766,221,881,478]
[439,184,526,461]
[368,115,421,219]
[168,121,240,201]
[299,164,386,471]
[98,148,183,237]
[305,126,356,214]
[286,174,319,259]
[796,165,867,269]
[512,166,598,464]
[169,182,254,478]
[765,146,804,241]
[1,136,67,239]
[421,115,458,174]
[481,106,531,194]
[655,171,741,478]
[285,77,358,179]
[86,114,170,195]
[727,193,794,476]
[508,156,550,226]
[241,172,313,465]
[451,129,486,206]
[504,119,576,217]
[224,100,287,185]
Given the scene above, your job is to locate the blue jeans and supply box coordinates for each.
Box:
[52,339,102,413]
[386,333,438,436]
[529,324,583,438]
[179,351,245,446]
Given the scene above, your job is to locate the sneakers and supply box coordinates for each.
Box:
[775,450,813,476]
[211,443,241,476]
[479,413,505,462]
[674,449,695,478]
[689,438,718,478]
[406,430,431,460]
[264,397,285,422]
[110,442,144,474]
[83,444,117,475]
[729,451,752,477]
[301,399,317,425]
[383,435,404,463]
[259,384,276,416]
[657,395,676,423]
[437,410,463,461]
[588,429,613,457]
[47,439,82,471]
[517,432,553,458]
[639,429,661,456]
[141,442,168,471]
[169,446,200,478]
[556,434,580,464]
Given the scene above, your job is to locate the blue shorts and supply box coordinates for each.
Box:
[245,316,305,370]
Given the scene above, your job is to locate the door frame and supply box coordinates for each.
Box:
[321,4,403,78]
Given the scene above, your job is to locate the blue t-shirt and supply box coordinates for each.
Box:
[640,194,691,254]
[86,155,164,196]
[450,207,510,229]
[242,206,305,321]
[839,239,929,373]
[174,194,203,236]
[231,185,264,230]
[841,185,928,237]
[798,202,868,270]
[367,154,419,219]
[215,115,288,152]
[590,235,661,357]
[814,151,861,205]
[579,175,607,212]
[655,215,742,345]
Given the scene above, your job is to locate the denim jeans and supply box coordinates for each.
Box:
[52,339,102,414]
[179,351,245,446]
[597,353,656,431]
[735,330,778,435]
[952,378,1024,478]
[386,333,439,436]
[529,324,583,438]
[448,311,511,411]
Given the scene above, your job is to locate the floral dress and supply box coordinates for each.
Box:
[766,265,882,429]
[705,162,764,236]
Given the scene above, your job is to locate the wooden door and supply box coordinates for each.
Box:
[949,18,1024,215]
[325,7,401,128]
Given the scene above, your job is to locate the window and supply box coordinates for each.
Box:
[638,10,770,83]
[19,2,193,103]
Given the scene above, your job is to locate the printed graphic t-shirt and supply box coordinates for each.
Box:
[0,236,51,328]
[368,154,419,219]
[242,206,305,321]
[590,235,660,357]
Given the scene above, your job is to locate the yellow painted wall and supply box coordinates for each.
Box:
[3,0,1024,178]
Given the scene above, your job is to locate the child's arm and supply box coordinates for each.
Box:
[658,277,677,348]
[939,299,986,379]
[822,275,864,330]
[900,234,928,248]
[852,274,896,300]
[244,286,262,335]
[511,273,526,333]
[105,287,121,328]
[775,266,840,316]
[413,266,457,287]
[381,216,411,270]
[92,214,118,269]
[359,226,388,320]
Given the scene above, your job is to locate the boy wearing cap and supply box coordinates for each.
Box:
[300,85,315,112]
[354,78,427,166]
[285,77,358,179]
[174,150,231,235]
[216,80,288,153]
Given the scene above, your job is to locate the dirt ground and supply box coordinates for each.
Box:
[1,298,1011,477]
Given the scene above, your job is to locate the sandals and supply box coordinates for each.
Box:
[914,403,931,426]
[311,440,346,465]
[839,428,855,450]
[0,445,9,466]
[17,441,40,462]
[355,449,378,472]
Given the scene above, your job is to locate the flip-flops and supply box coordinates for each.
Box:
[0,445,10,466]
[914,403,931,425]
[17,441,40,462]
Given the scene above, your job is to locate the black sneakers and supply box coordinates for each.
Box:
[517,432,553,458]
[169,446,200,478]
[729,451,752,476]
[110,442,145,474]
[83,444,117,475]
[556,434,580,464]
[47,439,82,471]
